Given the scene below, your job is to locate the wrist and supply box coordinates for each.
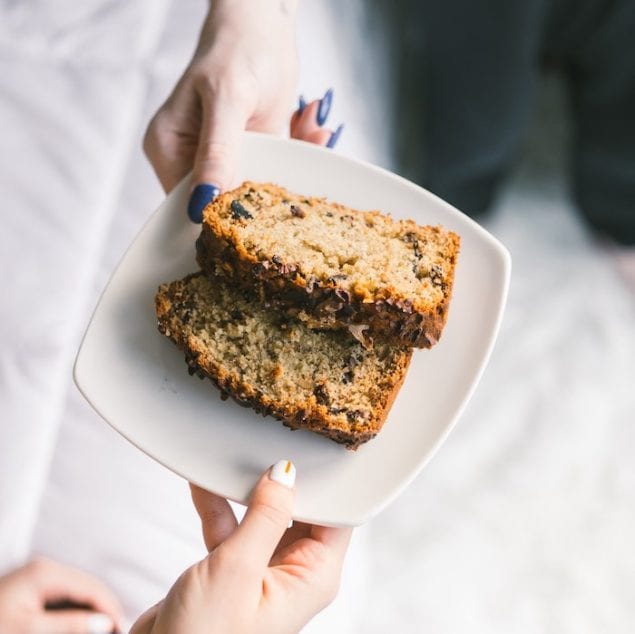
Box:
[194,0,298,62]
[206,0,299,33]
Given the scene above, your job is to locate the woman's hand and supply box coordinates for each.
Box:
[0,557,124,634]
[144,0,344,224]
[144,0,300,215]
[131,461,352,634]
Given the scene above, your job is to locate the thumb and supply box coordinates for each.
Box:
[222,460,296,570]
[187,94,248,223]
[35,611,116,634]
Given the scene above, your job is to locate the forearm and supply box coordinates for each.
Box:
[199,0,299,49]
[209,0,299,18]
[145,0,302,193]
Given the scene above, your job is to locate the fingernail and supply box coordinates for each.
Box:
[87,613,115,634]
[298,95,307,115]
[317,88,333,126]
[327,123,344,149]
[188,183,220,223]
[270,460,296,489]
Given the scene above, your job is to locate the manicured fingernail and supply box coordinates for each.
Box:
[188,183,220,223]
[87,613,114,634]
[327,123,344,149]
[298,95,307,115]
[317,88,333,126]
[270,460,296,488]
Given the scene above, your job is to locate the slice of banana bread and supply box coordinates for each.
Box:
[155,273,412,449]
[196,182,460,348]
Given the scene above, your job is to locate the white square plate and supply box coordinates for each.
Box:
[74,132,511,527]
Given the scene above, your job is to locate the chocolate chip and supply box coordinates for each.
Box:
[342,370,354,384]
[430,264,443,283]
[230,309,243,321]
[253,262,268,276]
[272,255,283,265]
[181,310,192,325]
[305,276,318,293]
[404,232,422,259]
[346,350,364,369]
[334,288,350,303]
[290,205,305,218]
[314,384,330,405]
[348,323,370,346]
[425,332,438,346]
[230,200,253,220]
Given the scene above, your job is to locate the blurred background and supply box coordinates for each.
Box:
[1,0,633,632]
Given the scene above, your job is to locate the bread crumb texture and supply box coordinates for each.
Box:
[156,273,412,449]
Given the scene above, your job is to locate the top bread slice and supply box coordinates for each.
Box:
[196,182,460,348]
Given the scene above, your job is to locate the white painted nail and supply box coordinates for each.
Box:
[87,613,114,634]
[269,459,296,489]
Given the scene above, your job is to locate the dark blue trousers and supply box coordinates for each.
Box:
[386,0,635,244]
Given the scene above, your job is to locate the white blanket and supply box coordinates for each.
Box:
[0,0,373,629]
[1,1,633,632]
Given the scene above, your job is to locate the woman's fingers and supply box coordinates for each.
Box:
[290,91,343,148]
[271,521,313,561]
[310,525,353,558]
[190,483,238,552]
[28,558,124,629]
[304,128,335,147]
[222,460,296,570]
[35,610,116,634]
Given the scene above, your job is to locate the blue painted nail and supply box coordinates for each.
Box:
[327,123,344,149]
[187,184,220,223]
[298,95,307,115]
[317,88,333,126]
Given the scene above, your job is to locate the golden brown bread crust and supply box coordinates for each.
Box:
[197,181,460,348]
[155,273,412,450]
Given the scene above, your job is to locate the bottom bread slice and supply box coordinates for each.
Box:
[155,273,412,449]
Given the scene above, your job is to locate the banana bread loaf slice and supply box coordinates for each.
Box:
[155,273,412,450]
[196,182,460,348]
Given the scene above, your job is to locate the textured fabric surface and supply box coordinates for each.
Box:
[0,0,373,630]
